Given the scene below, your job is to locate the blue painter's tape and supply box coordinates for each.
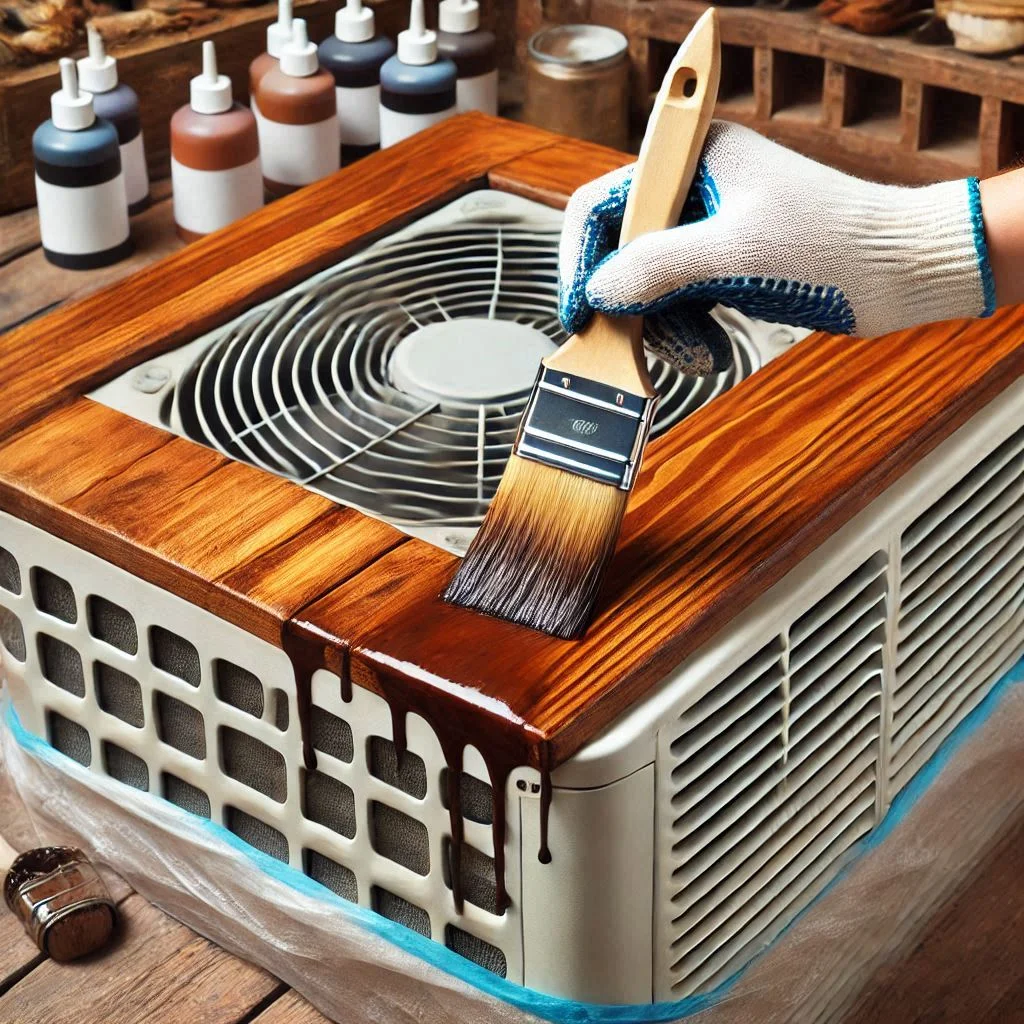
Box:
[966,178,997,318]
[7,652,1024,1024]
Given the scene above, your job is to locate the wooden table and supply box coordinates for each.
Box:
[2,182,1023,1024]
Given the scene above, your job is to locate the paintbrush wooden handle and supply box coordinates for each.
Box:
[546,10,721,396]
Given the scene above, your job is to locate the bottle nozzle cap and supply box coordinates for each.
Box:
[190,40,233,114]
[439,0,480,34]
[78,24,118,93]
[267,0,293,58]
[280,18,319,76]
[52,58,95,131]
[398,0,437,65]
[336,0,374,43]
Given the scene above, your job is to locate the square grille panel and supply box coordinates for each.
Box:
[661,556,886,997]
[0,511,518,986]
[892,426,1024,791]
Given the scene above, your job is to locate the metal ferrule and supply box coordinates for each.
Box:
[513,366,658,490]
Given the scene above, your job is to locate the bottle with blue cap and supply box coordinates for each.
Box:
[33,58,131,269]
[77,25,150,215]
[436,0,498,115]
[318,0,395,161]
[378,0,458,149]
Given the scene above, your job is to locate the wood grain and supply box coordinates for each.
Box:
[296,304,1024,769]
[0,114,561,443]
[844,813,1024,1023]
[251,989,332,1024]
[0,400,405,646]
[0,893,283,1023]
[489,138,630,208]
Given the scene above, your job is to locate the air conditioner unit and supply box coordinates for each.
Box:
[1,115,1021,1013]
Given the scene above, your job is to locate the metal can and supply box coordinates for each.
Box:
[523,24,630,150]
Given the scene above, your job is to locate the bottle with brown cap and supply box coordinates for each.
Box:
[248,0,292,125]
[256,19,340,196]
[170,41,262,241]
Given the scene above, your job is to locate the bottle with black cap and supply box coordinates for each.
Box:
[32,58,131,269]
[318,0,395,161]
[77,25,150,214]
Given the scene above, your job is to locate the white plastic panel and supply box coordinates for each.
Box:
[0,511,521,984]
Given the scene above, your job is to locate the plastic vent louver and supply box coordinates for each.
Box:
[891,426,1024,792]
[663,555,886,997]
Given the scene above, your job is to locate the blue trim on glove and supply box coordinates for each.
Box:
[966,177,997,318]
[589,273,857,336]
[559,176,633,335]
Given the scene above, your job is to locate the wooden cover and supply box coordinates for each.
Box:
[2,112,1023,799]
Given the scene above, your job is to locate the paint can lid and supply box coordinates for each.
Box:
[280,19,319,76]
[78,25,118,93]
[51,59,95,131]
[267,0,293,58]
[439,0,480,34]
[398,0,437,65]
[336,0,374,43]
[191,41,233,114]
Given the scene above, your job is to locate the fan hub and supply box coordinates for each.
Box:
[390,318,556,407]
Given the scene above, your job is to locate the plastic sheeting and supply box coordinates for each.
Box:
[3,655,1024,1024]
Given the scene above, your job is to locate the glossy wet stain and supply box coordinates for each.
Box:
[1,116,1023,913]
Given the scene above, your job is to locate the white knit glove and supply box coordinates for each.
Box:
[559,121,995,374]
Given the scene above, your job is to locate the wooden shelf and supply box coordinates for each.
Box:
[519,0,1024,183]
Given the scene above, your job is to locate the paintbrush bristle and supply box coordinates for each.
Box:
[444,454,628,639]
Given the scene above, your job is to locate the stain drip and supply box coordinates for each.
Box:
[285,626,554,917]
[538,745,553,865]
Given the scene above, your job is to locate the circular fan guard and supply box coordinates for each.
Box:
[176,221,758,529]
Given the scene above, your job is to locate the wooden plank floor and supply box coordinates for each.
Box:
[2,181,1023,1024]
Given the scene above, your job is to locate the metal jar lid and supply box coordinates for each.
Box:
[527,24,628,70]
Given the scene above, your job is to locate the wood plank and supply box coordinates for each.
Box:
[251,989,332,1024]
[0,893,283,1023]
[294,304,1024,770]
[488,137,631,207]
[0,115,560,443]
[0,400,404,647]
[844,814,1024,1023]
[0,182,183,335]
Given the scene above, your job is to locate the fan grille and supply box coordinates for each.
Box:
[171,196,757,543]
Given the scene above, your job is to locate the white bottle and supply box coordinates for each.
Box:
[249,0,293,125]
[378,0,458,149]
[170,42,263,240]
[32,59,131,269]
[77,25,150,214]
[255,19,341,196]
[436,0,498,116]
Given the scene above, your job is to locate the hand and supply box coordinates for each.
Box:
[559,121,995,372]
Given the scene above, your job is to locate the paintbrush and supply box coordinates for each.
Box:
[444,10,722,639]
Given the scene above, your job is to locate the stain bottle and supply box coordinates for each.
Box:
[436,0,498,115]
[379,0,458,149]
[249,0,293,125]
[33,58,131,270]
[77,25,150,215]
[171,41,262,241]
[317,0,395,161]
[256,19,340,196]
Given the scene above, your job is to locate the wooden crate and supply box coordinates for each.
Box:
[515,0,1024,183]
[0,0,409,215]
